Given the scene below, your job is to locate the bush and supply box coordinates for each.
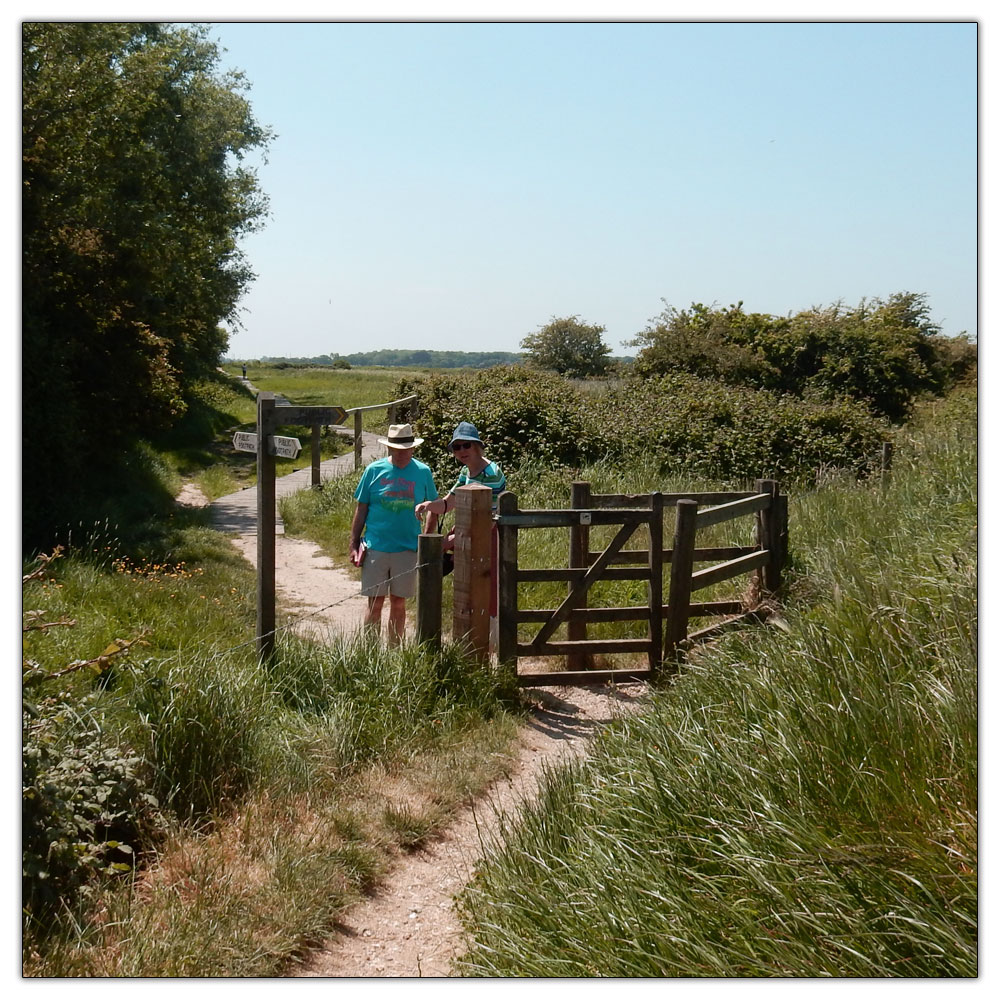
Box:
[398,367,888,488]
[630,293,965,423]
[23,698,161,920]
[395,367,593,485]
[590,374,889,484]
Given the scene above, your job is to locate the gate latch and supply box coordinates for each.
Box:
[579,512,592,525]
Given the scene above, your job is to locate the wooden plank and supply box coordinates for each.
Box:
[518,638,652,656]
[415,532,442,648]
[311,424,321,488]
[690,549,768,592]
[277,406,350,426]
[516,566,649,583]
[256,394,277,662]
[453,483,493,661]
[665,499,698,650]
[496,492,519,667]
[497,509,651,528]
[531,519,641,646]
[696,492,771,529]
[590,491,757,508]
[517,606,652,624]
[590,545,758,565]
[647,491,664,673]
[567,481,592,671]
[517,668,653,687]
[344,394,418,415]
[515,598,744,623]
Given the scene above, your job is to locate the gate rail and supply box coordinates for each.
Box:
[495,478,788,686]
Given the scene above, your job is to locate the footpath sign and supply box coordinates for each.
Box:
[233,431,258,453]
[232,431,303,459]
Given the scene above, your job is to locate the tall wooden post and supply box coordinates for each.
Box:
[497,492,519,668]
[755,478,781,595]
[647,492,664,674]
[453,483,493,661]
[665,499,698,656]
[416,532,443,648]
[567,481,592,671]
[354,411,364,470]
[311,424,321,488]
[256,393,277,662]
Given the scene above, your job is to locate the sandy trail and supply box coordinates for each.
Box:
[193,472,649,978]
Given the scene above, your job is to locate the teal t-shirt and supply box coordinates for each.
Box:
[354,456,438,553]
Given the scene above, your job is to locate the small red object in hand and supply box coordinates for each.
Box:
[350,541,367,567]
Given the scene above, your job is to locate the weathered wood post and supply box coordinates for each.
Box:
[256,393,277,662]
[497,491,519,669]
[755,478,781,595]
[354,410,364,470]
[567,481,592,671]
[416,532,443,648]
[453,483,493,661]
[647,492,664,674]
[311,423,321,488]
[665,499,698,657]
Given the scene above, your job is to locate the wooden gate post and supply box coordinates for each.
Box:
[311,423,321,488]
[453,483,493,661]
[256,393,277,662]
[568,481,592,671]
[755,478,781,595]
[416,532,443,648]
[647,492,664,673]
[497,492,519,668]
[665,499,698,656]
[354,410,364,470]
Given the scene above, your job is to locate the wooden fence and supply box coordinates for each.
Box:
[492,479,788,686]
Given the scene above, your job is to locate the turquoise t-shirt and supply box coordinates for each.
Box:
[354,456,438,553]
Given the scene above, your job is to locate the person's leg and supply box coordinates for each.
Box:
[365,594,385,633]
[361,551,391,634]
[385,550,418,645]
[387,594,407,645]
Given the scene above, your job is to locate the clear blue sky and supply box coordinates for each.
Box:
[205,19,978,360]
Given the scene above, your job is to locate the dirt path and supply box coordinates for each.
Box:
[189,472,650,977]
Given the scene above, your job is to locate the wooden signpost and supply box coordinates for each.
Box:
[246,393,348,660]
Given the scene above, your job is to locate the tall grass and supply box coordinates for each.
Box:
[24,513,524,976]
[455,388,977,977]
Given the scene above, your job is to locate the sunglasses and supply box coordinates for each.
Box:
[451,441,474,452]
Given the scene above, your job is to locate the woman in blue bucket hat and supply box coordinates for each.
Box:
[416,422,506,625]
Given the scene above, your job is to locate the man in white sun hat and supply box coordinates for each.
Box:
[349,423,439,643]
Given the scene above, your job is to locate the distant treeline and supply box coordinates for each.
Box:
[244,350,527,369]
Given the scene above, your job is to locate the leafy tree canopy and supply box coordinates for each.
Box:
[520,315,612,378]
[629,293,975,422]
[23,22,271,543]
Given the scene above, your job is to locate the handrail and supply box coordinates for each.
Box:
[344,393,417,415]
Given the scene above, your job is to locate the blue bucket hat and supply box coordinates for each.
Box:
[449,421,483,447]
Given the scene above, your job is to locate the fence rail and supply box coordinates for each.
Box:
[489,478,788,686]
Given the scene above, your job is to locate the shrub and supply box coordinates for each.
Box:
[395,367,593,485]
[23,698,161,920]
[630,293,965,423]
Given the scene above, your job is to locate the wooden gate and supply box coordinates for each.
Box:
[495,479,787,686]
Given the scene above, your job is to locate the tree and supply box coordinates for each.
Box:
[629,293,967,423]
[520,315,611,378]
[22,23,271,542]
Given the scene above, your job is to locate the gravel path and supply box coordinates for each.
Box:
[190,423,651,978]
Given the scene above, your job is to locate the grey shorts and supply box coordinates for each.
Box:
[361,548,418,598]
